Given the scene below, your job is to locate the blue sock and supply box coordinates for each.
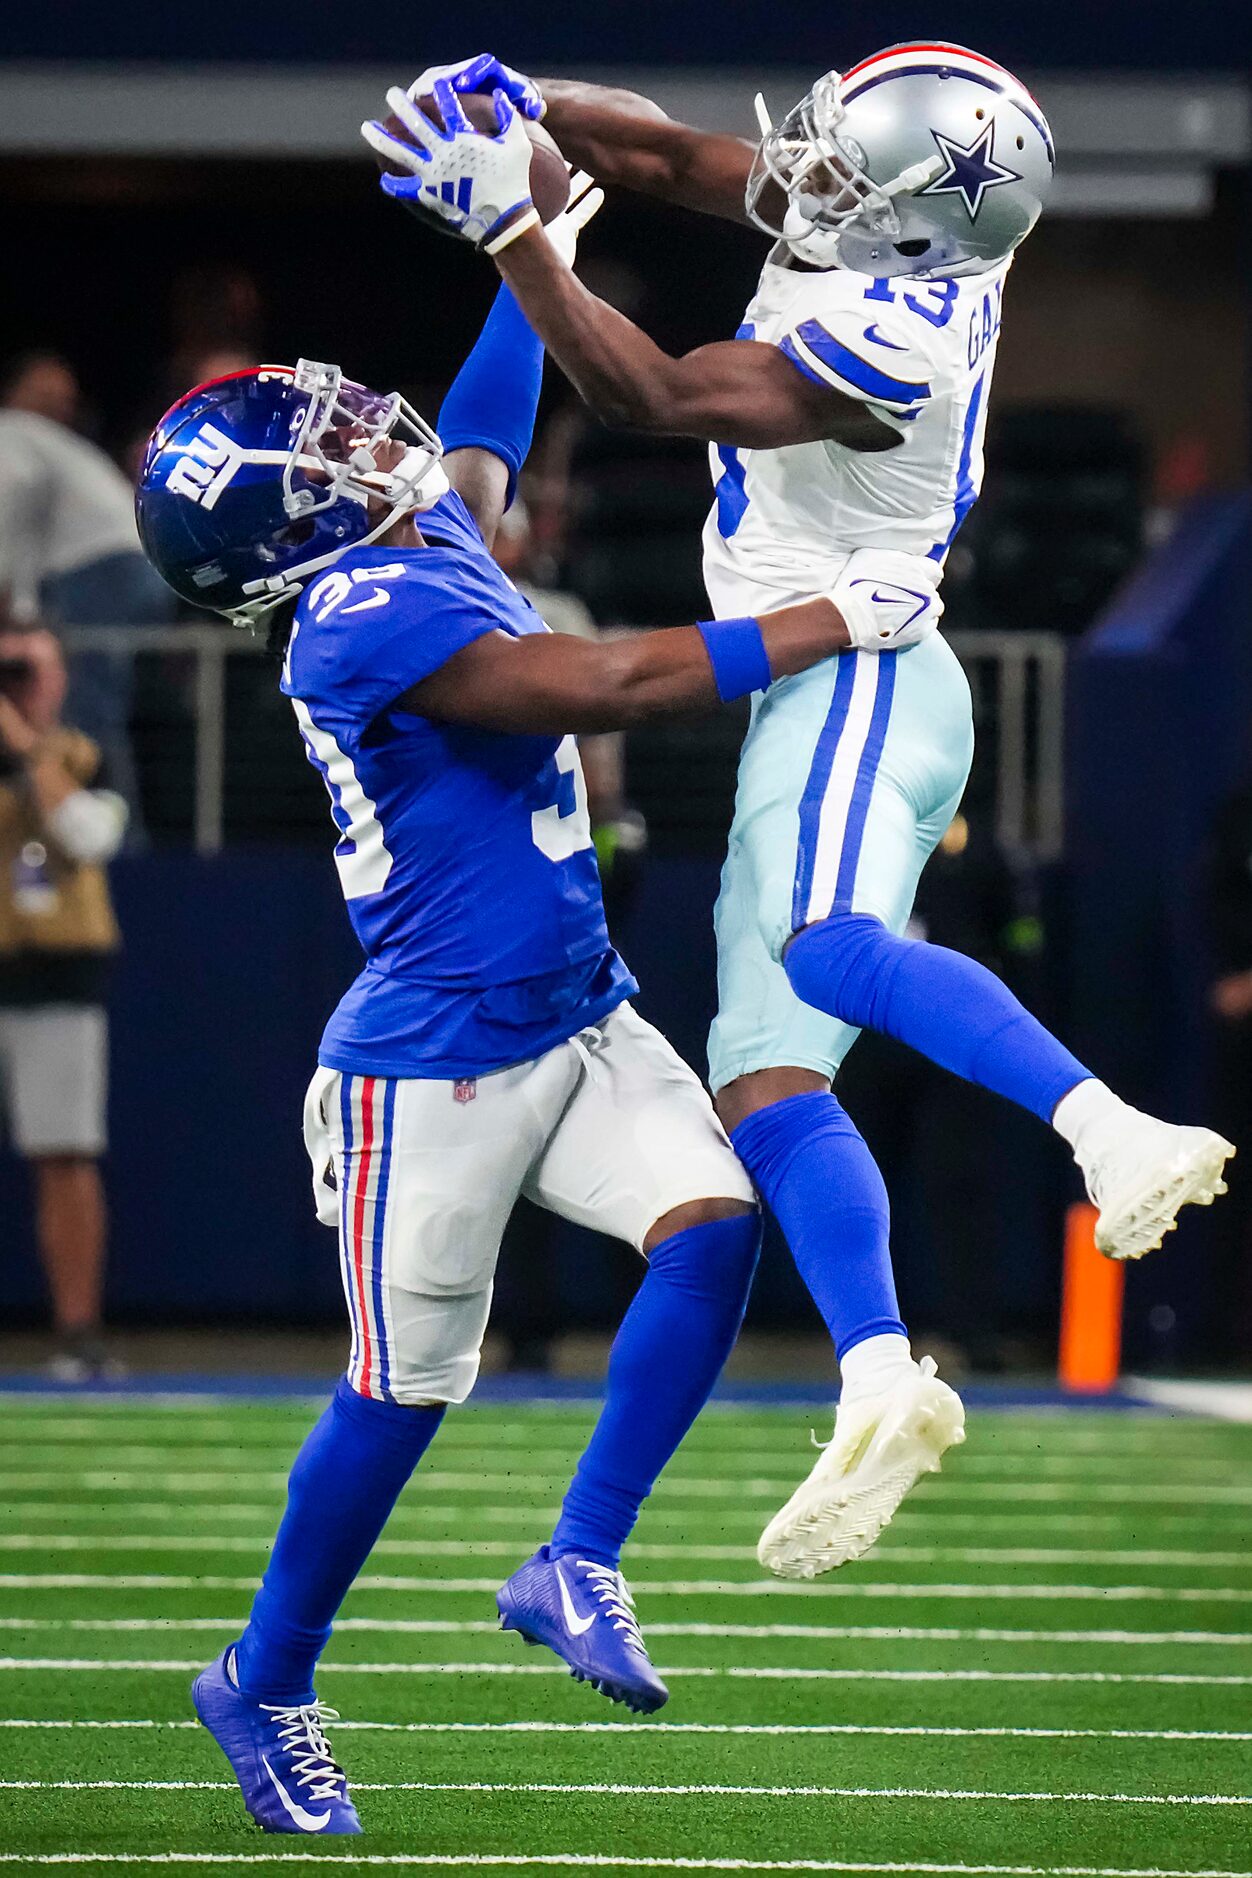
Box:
[550,1213,761,1568]
[731,1092,904,1359]
[786,913,1091,1123]
[234,1376,444,1703]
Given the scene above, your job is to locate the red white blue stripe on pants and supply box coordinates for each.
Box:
[338,1074,397,1401]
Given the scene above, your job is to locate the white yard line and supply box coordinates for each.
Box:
[1,1658,1247,1685]
[2,1573,1249,1602]
[3,1470,1250,1503]
[2,1535,1247,1569]
[0,1854,1249,1876]
[6,1535,1252,1571]
[4,1718,1250,1742]
[3,1778,1249,1806]
[0,1618,1247,1647]
[8,1443,1247,1477]
[4,1502,1246,1539]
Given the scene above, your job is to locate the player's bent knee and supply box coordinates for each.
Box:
[642,1208,762,1309]
[785,912,895,1023]
[714,1066,833,1135]
[643,1194,755,1254]
[363,1283,494,1409]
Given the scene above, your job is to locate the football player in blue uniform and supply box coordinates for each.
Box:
[134,181,939,1832]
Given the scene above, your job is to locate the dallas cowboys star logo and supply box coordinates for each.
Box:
[918,122,1020,221]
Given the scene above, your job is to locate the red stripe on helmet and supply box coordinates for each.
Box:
[840,42,1044,112]
[158,364,294,428]
[842,42,1011,80]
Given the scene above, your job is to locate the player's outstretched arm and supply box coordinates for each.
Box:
[404,605,845,734]
[492,223,896,452]
[402,558,940,735]
[392,59,751,221]
[535,79,755,223]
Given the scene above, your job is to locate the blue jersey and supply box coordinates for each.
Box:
[280,490,636,1078]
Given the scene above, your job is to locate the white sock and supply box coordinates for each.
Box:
[838,1332,915,1407]
[1052,1077,1123,1153]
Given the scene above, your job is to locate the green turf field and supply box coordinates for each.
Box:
[1,1394,1250,1876]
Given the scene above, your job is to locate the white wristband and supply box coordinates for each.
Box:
[484,206,541,254]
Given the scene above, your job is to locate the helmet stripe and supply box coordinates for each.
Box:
[841,61,1054,166]
[844,43,1014,83]
[841,42,1047,116]
[156,365,293,432]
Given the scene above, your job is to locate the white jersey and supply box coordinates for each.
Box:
[702,253,1011,616]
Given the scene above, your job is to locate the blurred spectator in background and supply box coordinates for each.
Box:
[0,352,82,432]
[1205,781,1252,1357]
[0,621,128,1381]
[0,368,174,823]
[166,264,263,394]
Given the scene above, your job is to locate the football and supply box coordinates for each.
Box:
[374,90,571,224]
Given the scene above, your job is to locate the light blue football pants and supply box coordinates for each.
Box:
[708,635,975,1092]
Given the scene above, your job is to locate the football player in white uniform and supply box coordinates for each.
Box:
[364,46,1233,1577]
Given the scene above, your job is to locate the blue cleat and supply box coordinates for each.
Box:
[192,1647,362,1834]
[497,1546,669,1714]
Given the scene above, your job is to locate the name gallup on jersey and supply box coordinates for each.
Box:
[166,422,241,510]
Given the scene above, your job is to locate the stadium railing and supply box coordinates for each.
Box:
[58,624,1067,861]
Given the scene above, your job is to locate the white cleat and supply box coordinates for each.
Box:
[1078,1110,1235,1261]
[757,1357,965,1581]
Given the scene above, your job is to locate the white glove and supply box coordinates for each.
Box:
[828,549,943,652]
[362,80,535,247]
[406,54,544,122]
[545,169,605,267]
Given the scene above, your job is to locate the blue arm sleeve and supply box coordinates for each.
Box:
[436,285,544,506]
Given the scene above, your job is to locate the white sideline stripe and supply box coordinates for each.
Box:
[1129,1377,1252,1423]
[3,1470,1251,1503]
[0,1858,1249,1877]
[2,1658,1247,1685]
[5,1718,1251,1742]
[3,1573,1250,1602]
[1,1617,1247,1647]
[2,1534,1247,1569]
[4,1778,1249,1806]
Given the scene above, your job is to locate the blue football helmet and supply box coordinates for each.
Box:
[135,361,449,624]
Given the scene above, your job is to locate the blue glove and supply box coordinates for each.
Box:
[362,81,535,248]
[406,55,544,121]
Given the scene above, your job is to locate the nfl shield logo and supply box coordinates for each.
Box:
[453,1079,477,1105]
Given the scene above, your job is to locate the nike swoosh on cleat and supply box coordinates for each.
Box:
[863,324,908,350]
[261,1756,332,1832]
[556,1567,597,1638]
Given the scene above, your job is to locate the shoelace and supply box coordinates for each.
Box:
[259,1699,347,1804]
[577,1561,648,1653]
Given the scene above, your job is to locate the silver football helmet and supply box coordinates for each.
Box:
[747,42,1054,278]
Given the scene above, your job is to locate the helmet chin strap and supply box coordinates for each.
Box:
[781,203,845,267]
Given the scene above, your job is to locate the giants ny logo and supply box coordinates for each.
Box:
[166,422,240,510]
